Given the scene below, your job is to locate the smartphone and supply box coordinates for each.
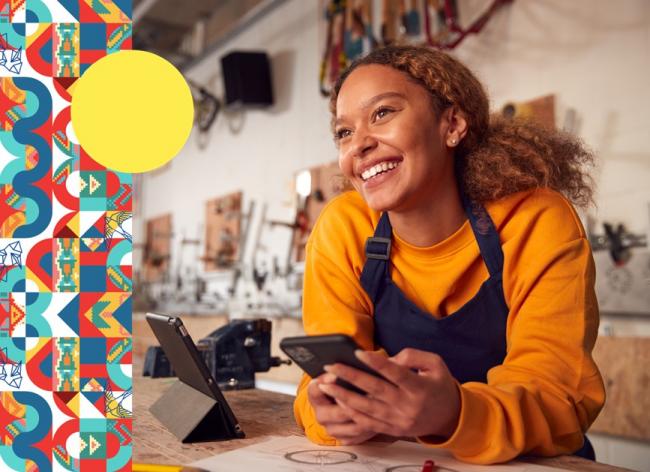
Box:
[280,334,385,395]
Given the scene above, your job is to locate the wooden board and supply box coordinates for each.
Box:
[204,191,242,271]
[501,94,556,129]
[292,161,346,262]
[143,213,172,282]
[591,336,650,441]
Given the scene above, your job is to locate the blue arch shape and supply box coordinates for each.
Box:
[12,77,52,238]
[12,392,52,472]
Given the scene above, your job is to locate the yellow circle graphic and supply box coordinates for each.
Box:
[71,50,194,173]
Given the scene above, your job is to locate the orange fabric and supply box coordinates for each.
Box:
[293,188,605,464]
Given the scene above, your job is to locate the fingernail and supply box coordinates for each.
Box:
[319,383,333,393]
[323,364,332,372]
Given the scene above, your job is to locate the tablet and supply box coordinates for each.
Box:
[145,312,244,438]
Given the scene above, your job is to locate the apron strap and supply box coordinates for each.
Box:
[360,212,392,304]
[461,192,504,278]
[360,194,504,303]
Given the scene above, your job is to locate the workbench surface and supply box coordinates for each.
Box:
[133,376,631,471]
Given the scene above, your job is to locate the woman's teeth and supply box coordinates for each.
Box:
[361,161,399,181]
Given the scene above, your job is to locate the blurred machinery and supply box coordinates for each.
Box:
[588,213,650,315]
[588,219,648,267]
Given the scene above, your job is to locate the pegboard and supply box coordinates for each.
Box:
[292,161,346,262]
[144,213,173,282]
[591,336,650,440]
[204,191,243,271]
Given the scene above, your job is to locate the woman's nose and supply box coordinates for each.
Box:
[351,132,377,157]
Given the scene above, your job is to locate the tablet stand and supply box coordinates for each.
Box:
[150,380,243,442]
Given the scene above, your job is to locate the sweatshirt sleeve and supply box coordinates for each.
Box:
[419,235,605,463]
[293,212,376,445]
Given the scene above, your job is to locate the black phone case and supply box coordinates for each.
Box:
[280,334,384,395]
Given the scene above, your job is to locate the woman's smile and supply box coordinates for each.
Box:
[361,159,401,189]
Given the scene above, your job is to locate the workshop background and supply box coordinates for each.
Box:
[131,1,650,471]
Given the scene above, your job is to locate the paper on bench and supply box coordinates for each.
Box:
[191,435,571,472]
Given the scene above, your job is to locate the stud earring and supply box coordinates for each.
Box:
[450,138,457,145]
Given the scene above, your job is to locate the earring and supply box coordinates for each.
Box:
[450,138,457,145]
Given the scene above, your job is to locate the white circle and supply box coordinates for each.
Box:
[66,431,81,458]
[66,121,79,144]
[65,170,80,196]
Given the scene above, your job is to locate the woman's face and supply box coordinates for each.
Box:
[335,64,455,213]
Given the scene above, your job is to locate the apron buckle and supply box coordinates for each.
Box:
[365,237,391,260]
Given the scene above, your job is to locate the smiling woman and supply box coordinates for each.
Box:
[334,63,465,247]
[293,45,605,465]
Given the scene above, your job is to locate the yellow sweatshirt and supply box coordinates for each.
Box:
[293,188,605,464]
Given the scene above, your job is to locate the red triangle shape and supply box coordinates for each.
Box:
[54,225,78,238]
[53,78,77,102]
[79,2,104,23]
[55,391,77,404]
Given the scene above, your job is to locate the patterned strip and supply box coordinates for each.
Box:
[106,339,130,364]
[108,420,132,445]
[55,24,79,78]
[107,266,131,291]
[107,23,131,53]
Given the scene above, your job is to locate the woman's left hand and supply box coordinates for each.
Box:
[318,348,461,440]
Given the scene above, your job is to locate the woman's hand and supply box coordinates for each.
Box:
[307,373,376,445]
[317,348,461,439]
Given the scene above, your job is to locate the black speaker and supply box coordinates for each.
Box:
[221,51,274,108]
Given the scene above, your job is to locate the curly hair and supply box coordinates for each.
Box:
[330,45,595,208]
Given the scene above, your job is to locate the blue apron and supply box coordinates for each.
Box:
[359,195,594,460]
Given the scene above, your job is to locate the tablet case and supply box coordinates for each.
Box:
[146,313,244,442]
[150,380,240,443]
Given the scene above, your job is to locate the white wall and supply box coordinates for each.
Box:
[138,1,650,468]
[139,0,331,268]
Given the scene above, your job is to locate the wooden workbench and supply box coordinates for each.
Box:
[132,376,631,471]
[133,376,301,464]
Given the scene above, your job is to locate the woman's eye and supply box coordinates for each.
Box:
[335,128,351,140]
[374,107,393,120]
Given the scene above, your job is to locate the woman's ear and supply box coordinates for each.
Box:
[443,107,468,148]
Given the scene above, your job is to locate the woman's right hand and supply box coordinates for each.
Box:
[307,373,376,445]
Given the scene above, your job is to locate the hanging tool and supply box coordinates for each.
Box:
[319,0,347,96]
[186,78,220,133]
[426,0,512,50]
[402,0,421,37]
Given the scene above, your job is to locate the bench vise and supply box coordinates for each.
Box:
[143,318,290,390]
